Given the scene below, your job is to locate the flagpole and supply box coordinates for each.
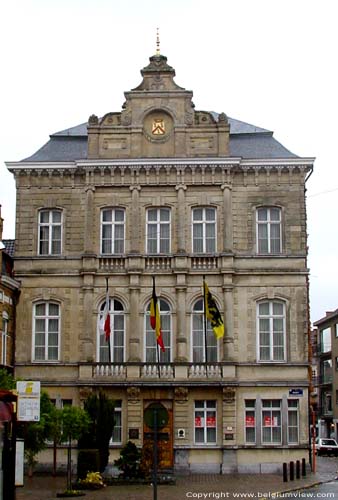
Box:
[202,275,208,376]
[106,277,111,364]
[153,277,161,379]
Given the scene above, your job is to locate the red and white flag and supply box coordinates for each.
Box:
[100,284,111,342]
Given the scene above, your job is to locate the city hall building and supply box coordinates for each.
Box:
[7,49,314,473]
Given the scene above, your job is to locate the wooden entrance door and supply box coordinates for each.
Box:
[143,401,173,469]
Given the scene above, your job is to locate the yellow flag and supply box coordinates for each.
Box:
[204,280,224,339]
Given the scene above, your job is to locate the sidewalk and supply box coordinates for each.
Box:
[16,457,338,500]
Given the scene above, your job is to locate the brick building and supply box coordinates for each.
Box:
[6,51,314,473]
[0,207,20,373]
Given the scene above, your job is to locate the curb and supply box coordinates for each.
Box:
[274,475,337,496]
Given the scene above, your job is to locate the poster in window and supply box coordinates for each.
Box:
[195,416,203,427]
[264,415,272,426]
[246,415,255,427]
[206,415,216,427]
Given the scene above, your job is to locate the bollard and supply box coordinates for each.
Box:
[289,461,294,481]
[283,462,288,482]
[296,460,300,479]
[301,458,306,477]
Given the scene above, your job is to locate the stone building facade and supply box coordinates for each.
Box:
[7,52,314,473]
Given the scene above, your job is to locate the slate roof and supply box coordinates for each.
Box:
[22,116,297,162]
[2,239,15,257]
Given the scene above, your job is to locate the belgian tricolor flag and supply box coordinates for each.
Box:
[203,279,224,339]
[150,277,165,352]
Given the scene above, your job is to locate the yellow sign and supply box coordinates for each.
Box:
[152,118,165,135]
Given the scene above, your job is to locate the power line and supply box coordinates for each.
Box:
[308,187,338,198]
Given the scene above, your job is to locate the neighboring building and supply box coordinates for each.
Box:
[0,206,20,374]
[313,309,338,439]
[6,50,314,473]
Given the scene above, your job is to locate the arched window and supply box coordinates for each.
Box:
[33,302,60,361]
[191,299,217,362]
[98,298,125,362]
[145,299,171,363]
[257,300,286,361]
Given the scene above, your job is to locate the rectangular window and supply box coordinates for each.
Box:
[38,209,62,255]
[321,359,332,384]
[262,400,281,444]
[33,302,60,361]
[287,400,299,444]
[101,208,125,254]
[146,208,171,254]
[192,207,216,253]
[194,400,216,444]
[320,327,331,353]
[256,207,281,254]
[111,401,122,444]
[1,315,9,365]
[335,324,338,338]
[257,301,286,361]
[245,400,256,444]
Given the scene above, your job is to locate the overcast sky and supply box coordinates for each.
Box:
[0,0,337,323]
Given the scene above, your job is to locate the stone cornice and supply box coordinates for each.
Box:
[6,156,315,173]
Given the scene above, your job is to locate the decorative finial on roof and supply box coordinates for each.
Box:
[156,27,160,55]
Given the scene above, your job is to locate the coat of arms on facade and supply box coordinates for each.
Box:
[152,118,165,135]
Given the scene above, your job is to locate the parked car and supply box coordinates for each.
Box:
[315,437,338,456]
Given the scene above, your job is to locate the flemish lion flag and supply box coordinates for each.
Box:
[203,280,224,339]
[150,278,165,352]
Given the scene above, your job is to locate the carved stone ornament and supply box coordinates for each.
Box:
[218,112,228,124]
[79,387,93,401]
[127,386,140,401]
[174,387,188,401]
[121,110,132,126]
[88,114,99,125]
[223,387,236,403]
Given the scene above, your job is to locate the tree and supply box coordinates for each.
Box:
[114,441,141,479]
[60,405,91,491]
[78,392,115,472]
[0,368,16,390]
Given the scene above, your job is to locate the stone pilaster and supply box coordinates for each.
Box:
[81,275,94,362]
[175,283,187,361]
[175,184,187,253]
[222,285,235,361]
[129,185,141,254]
[128,275,141,361]
[221,184,233,252]
[84,186,95,254]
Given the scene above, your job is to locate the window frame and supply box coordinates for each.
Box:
[191,298,218,362]
[256,206,282,254]
[38,209,63,256]
[256,300,286,362]
[146,207,171,254]
[110,401,122,445]
[100,207,126,255]
[32,301,61,362]
[244,399,256,444]
[192,206,217,254]
[1,312,9,365]
[97,298,125,363]
[194,400,217,445]
[261,399,282,445]
[287,399,299,444]
[144,298,171,363]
